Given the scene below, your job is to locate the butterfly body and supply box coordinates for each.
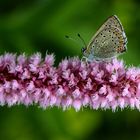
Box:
[82,15,127,61]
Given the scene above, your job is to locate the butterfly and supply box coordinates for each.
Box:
[81,15,127,61]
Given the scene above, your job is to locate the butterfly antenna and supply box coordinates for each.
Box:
[77,33,87,47]
[65,35,81,45]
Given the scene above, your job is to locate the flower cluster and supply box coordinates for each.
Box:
[0,53,140,111]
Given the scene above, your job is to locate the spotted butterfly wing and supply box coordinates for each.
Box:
[91,27,127,60]
[88,15,126,45]
[83,15,127,61]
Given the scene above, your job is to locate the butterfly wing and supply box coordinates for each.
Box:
[89,27,127,60]
[86,15,127,51]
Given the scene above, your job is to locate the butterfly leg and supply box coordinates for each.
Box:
[81,56,88,62]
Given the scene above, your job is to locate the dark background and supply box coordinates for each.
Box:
[0,0,140,140]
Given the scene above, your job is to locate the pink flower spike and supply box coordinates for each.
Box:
[0,52,140,111]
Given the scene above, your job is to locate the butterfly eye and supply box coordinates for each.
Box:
[81,47,86,53]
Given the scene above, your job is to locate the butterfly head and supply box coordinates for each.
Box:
[81,47,86,54]
[81,47,89,57]
[81,46,95,61]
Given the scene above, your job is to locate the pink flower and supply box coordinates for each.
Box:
[73,99,82,112]
[0,53,140,111]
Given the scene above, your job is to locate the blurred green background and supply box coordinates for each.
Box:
[0,0,140,140]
